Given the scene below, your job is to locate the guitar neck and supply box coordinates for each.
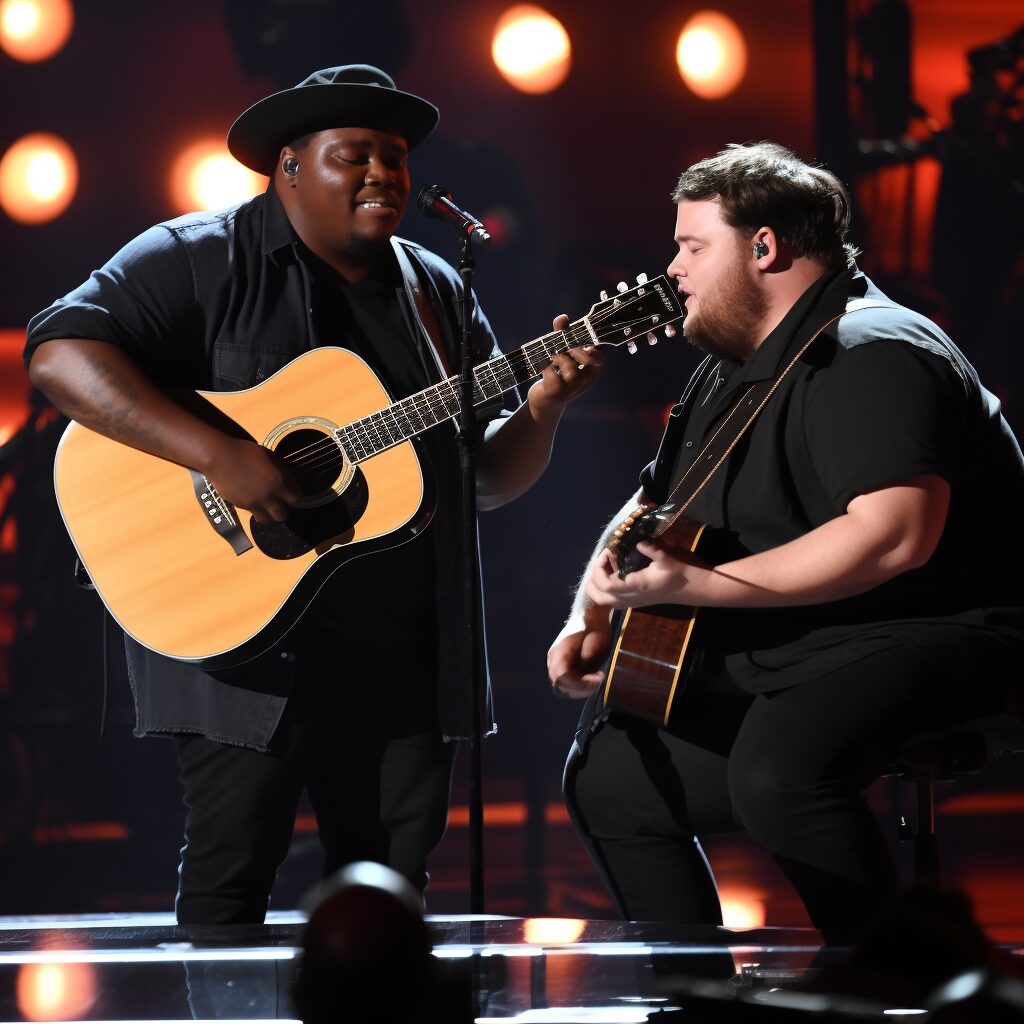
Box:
[337,317,596,463]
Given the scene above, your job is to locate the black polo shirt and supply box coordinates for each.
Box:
[25,187,512,747]
[641,267,1024,693]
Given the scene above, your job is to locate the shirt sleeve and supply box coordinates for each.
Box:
[804,337,965,512]
[24,223,200,381]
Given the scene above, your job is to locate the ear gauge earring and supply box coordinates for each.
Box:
[753,241,769,259]
[282,157,299,177]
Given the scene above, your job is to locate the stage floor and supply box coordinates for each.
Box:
[0,911,833,1022]
[3,911,1024,1022]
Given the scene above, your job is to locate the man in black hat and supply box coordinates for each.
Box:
[25,66,600,924]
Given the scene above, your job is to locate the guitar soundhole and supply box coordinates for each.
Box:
[275,427,346,503]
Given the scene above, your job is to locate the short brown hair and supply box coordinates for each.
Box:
[672,142,859,268]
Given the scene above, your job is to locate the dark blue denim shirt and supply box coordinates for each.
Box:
[26,187,512,748]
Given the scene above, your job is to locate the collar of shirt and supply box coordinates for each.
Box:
[713,266,867,408]
[260,183,301,262]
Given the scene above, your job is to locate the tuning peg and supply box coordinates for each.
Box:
[616,281,628,293]
[600,289,609,301]
[636,273,648,284]
[664,323,677,337]
[647,332,657,345]
[627,340,638,354]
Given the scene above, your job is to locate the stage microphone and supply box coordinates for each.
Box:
[417,185,492,244]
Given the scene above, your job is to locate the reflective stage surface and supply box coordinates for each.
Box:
[0,912,826,1022]
[1,913,1022,1022]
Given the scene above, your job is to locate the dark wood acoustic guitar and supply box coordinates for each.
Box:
[601,500,711,727]
[598,298,891,727]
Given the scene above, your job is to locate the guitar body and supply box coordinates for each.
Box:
[54,347,433,668]
[602,515,708,727]
[50,273,686,669]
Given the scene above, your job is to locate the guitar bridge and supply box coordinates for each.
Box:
[189,471,253,556]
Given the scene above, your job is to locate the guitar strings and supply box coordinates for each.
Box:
[286,289,660,468]
[275,291,680,483]
[281,307,666,479]
[281,304,675,481]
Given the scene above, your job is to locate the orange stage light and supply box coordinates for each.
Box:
[492,4,571,94]
[523,917,587,945]
[718,885,767,929]
[16,962,97,1022]
[0,0,73,62]
[0,133,77,225]
[169,139,267,215]
[676,10,748,100]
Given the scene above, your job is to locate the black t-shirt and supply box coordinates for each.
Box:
[288,247,439,710]
[642,268,1024,692]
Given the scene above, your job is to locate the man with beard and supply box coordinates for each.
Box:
[26,65,601,924]
[547,142,1024,943]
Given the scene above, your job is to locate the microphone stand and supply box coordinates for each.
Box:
[453,232,486,915]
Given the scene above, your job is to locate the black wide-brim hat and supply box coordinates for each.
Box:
[227,64,439,176]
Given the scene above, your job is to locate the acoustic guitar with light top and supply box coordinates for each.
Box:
[54,273,684,669]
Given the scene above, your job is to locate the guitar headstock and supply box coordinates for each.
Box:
[583,273,686,352]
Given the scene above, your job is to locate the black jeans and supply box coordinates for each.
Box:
[565,632,1018,943]
[173,700,456,925]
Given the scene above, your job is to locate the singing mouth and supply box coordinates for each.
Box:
[354,197,396,211]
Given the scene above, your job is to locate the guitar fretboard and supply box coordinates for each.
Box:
[336,319,595,462]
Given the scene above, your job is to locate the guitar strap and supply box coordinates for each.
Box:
[391,238,454,379]
[664,298,893,521]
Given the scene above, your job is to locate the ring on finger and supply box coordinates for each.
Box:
[553,365,562,377]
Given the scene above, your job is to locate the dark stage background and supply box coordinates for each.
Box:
[1,0,1023,933]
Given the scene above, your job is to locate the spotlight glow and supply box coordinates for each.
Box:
[522,918,587,945]
[170,140,267,214]
[16,962,97,1021]
[0,133,78,224]
[676,10,747,100]
[719,888,766,929]
[0,0,73,62]
[492,5,571,94]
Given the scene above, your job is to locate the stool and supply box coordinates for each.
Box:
[891,711,1024,886]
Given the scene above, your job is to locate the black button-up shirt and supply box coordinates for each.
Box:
[640,267,1024,693]
[26,187,512,748]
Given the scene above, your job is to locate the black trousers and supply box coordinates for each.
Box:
[565,632,1018,943]
[173,701,456,925]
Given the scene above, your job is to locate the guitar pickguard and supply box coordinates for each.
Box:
[249,467,370,559]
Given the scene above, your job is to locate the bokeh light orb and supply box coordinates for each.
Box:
[16,962,97,1022]
[0,0,73,62]
[0,132,78,224]
[492,5,571,94]
[719,889,766,929]
[170,139,267,214]
[676,10,747,100]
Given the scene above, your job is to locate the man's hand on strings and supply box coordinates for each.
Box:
[528,314,604,423]
[205,437,302,523]
[585,540,713,609]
